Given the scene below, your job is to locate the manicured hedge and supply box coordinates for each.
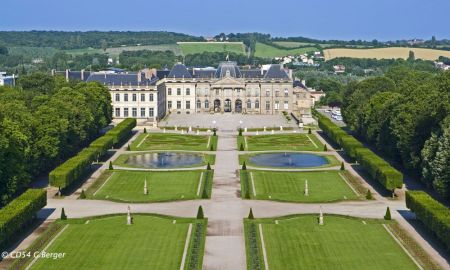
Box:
[106,118,136,147]
[49,118,136,189]
[406,191,450,251]
[315,109,403,191]
[89,135,114,157]
[0,189,47,249]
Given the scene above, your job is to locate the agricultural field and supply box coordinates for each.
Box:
[237,133,323,151]
[86,170,213,202]
[240,170,360,203]
[25,215,206,270]
[254,42,318,58]
[245,215,419,270]
[323,47,450,60]
[178,42,246,55]
[273,41,336,48]
[131,133,217,151]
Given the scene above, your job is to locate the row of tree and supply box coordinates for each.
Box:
[0,74,112,205]
[341,67,450,199]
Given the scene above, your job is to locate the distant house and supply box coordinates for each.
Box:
[333,65,346,74]
[435,62,450,71]
[0,72,16,86]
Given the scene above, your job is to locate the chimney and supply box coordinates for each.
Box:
[81,69,85,81]
[289,69,293,79]
[137,72,142,83]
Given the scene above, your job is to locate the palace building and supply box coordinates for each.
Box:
[54,61,317,124]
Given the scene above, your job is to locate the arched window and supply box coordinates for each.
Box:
[205,100,209,109]
[247,99,251,109]
[197,100,201,109]
[255,100,259,109]
[284,89,289,97]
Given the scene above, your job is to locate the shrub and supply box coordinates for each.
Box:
[144,128,147,133]
[0,189,47,249]
[60,208,67,220]
[340,162,345,170]
[308,128,312,134]
[242,162,247,170]
[109,161,113,170]
[79,189,86,199]
[323,144,328,151]
[248,208,254,219]
[366,189,373,200]
[384,207,391,220]
[240,143,245,151]
[89,136,114,158]
[127,144,131,151]
[197,206,204,219]
[406,191,450,251]
[105,118,136,147]
[206,163,211,170]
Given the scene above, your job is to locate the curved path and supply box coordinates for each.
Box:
[6,128,450,270]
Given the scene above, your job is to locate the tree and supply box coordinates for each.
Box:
[101,39,108,52]
[196,206,204,219]
[0,43,8,55]
[79,189,86,199]
[408,50,415,62]
[384,207,391,220]
[248,208,254,219]
[61,208,67,220]
[366,189,373,200]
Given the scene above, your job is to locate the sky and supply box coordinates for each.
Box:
[0,0,449,41]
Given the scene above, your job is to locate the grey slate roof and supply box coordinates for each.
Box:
[168,64,192,78]
[215,61,241,78]
[86,73,157,86]
[264,64,289,79]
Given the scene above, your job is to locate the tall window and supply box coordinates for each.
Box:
[149,107,154,117]
[177,101,181,109]
[115,93,120,102]
[215,89,219,95]
[140,108,145,117]
[274,101,279,110]
[115,108,120,117]
[124,94,128,102]
[186,101,191,109]
[141,94,145,102]
[168,101,172,109]
[168,88,172,95]
[197,100,201,109]
[265,101,270,110]
[284,89,289,97]
[255,100,259,109]
[265,90,270,97]
[132,108,137,117]
[205,100,209,109]
[124,108,129,117]
[284,101,289,109]
[149,93,154,101]
[177,88,181,95]
[132,94,137,102]
[186,88,190,95]
[247,99,251,109]
[275,90,279,97]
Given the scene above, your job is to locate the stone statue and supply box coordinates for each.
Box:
[144,179,148,195]
[319,207,324,225]
[304,180,309,196]
[127,205,133,225]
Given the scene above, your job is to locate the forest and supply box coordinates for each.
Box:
[0,74,112,206]
[341,67,450,199]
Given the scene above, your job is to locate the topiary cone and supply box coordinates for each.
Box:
[340,162,345,170]
[61,208,67,220]
[248,208,254,219]
[384,207,391,220]
[242,162,247,170]
[197,206,204,219]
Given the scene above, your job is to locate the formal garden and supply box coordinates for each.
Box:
[240,170,363,203]
[244,214,421,270]
[85,169,213,202]
[131,132,218,151]
[237,133,323,151]
[13,214,206,270]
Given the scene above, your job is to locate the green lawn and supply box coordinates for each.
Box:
[113,152,216,169]
[131,133,218,151]
[27,215,206,270]
[86,170,213,202]
[237,133,323,151]
[240,170,360,202]
[254,42,318,58]
[178,42,245,55]
[245,215,418,270]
